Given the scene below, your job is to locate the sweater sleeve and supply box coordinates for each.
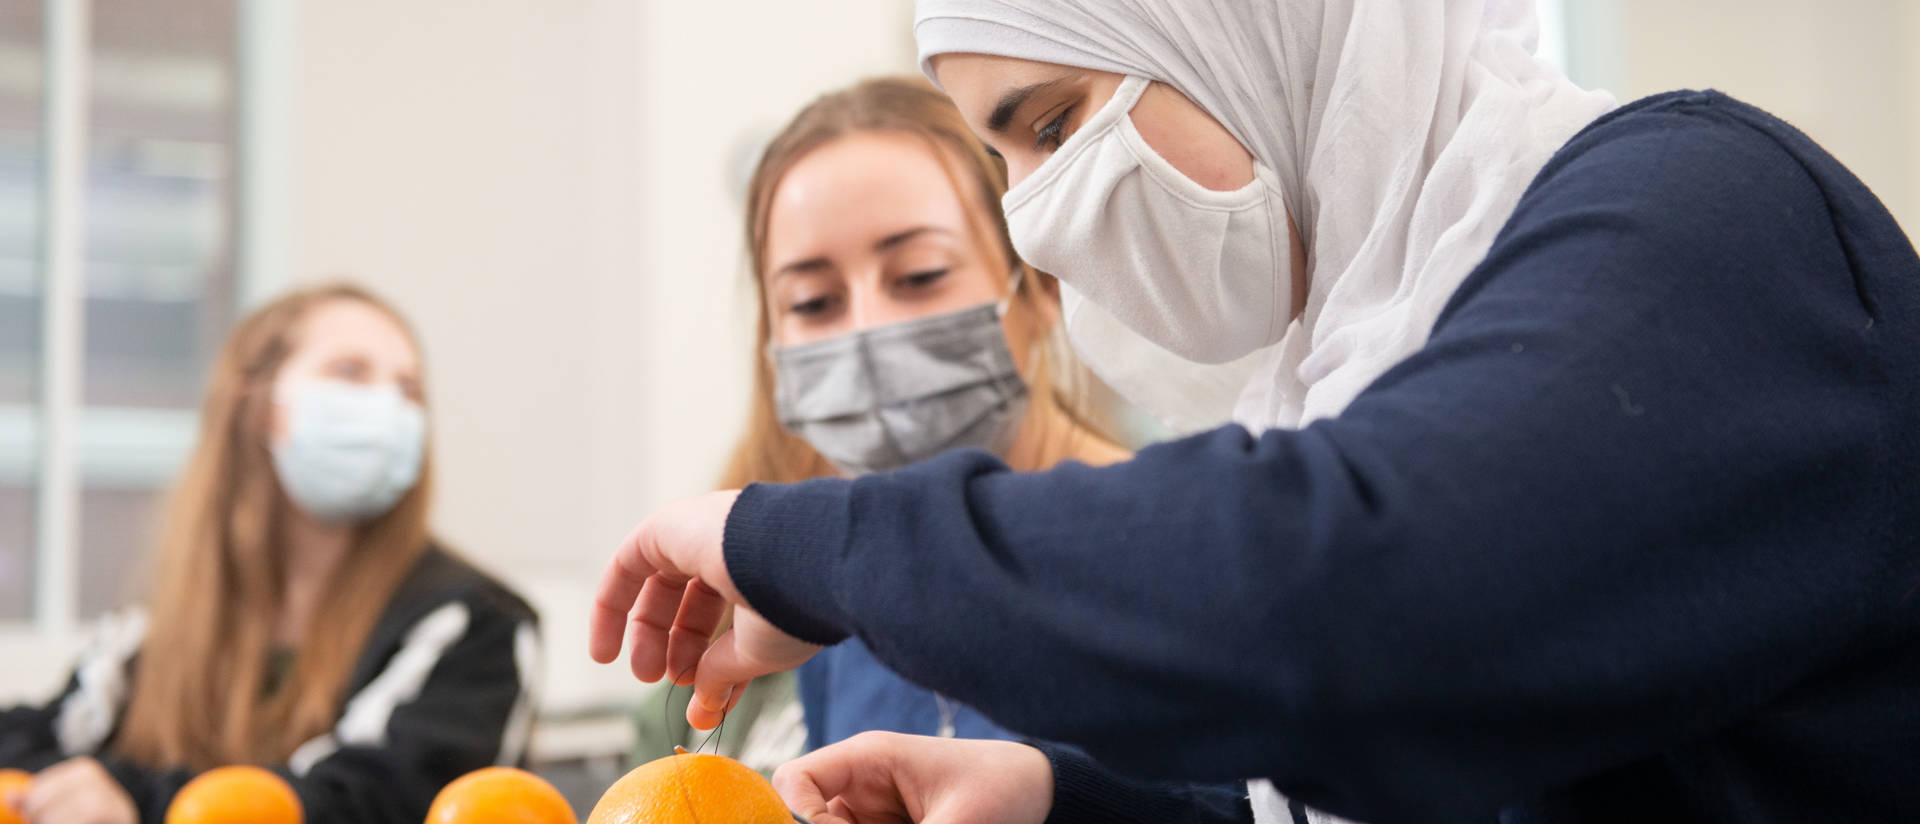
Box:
[724,101,1915,822]
[1038,743,1253,824]
[103,598,539,824]
[0,674,80,772]
[0,609,148,772]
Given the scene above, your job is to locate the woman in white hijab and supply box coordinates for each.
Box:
[588,2,1920,822]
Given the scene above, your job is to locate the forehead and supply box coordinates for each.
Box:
[293,299,418,368]
[765,131,977,260]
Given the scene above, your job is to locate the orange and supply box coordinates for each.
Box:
[0,768,31,824]
[426,767,575,824]
[586,748,789,824]
[165,765,302,824]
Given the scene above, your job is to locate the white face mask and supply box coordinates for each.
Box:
[1058,281,1265,435]
[1002,75,1292,365]
[270,378,426,524]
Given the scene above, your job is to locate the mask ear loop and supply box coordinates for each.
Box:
[995,264,1027,320]
[989,265,1031,416]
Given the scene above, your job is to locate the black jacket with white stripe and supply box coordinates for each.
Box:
[0,547,540,824]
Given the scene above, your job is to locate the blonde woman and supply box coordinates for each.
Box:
[0,284,538,824]
[631,76,1144,770]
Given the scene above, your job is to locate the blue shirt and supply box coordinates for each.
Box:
[798,638,1016,750]
[724,91,1920,824]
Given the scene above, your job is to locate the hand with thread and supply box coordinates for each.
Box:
[589,490,823,729]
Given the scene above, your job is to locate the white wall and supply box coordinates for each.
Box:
[1908,2,1920,226]
[1593,0,1919,231]
[282,0,915,712]
[289,0,605,575]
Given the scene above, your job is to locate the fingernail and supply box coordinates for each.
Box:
[699,682,739,713]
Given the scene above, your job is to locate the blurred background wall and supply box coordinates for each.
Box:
[1565,0,1920,231]
[1,0,1917,785]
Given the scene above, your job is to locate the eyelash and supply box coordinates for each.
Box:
[786,269,948,317]
[901,269,948,289]
[790,295,835,316]
[1036,107,1074,151]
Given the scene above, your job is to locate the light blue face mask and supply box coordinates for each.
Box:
[771,295,1028,476]
[270,378,427,524]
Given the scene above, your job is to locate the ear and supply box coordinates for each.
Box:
[1020,266,1063,329]
[261,384,290,448]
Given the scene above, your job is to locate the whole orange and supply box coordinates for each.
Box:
[164,765,302,824]
[426,767,575,824]
[0,768,32,824]
[586,749,789,824]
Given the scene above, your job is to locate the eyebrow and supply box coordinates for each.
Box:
[987,79,1068,133]
[876,225,950,251]
[772,226,955,279]
[772,257,832,279]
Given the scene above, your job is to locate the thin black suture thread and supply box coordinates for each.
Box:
[663,660,698,759]
[660,661,740,823]
[662,660,732,757]
[697,693,730,756]
[665,660,702,822]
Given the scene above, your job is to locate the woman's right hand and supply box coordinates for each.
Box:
[589,490,824,729]
[774,732,1054,824]
[18,758,137,824]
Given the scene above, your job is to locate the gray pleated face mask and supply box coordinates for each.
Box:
[772,300,1028,476]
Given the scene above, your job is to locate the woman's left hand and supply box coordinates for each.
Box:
[589,490,824,729]
[774,732,1055,824]
[20,758,137,824]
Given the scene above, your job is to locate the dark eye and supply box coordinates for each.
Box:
[900,269,949,289]
[1035,107,1074,151]
[325,357,371,382]
[789,295,836,317]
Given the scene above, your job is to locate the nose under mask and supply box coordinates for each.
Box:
[1002,74,1293,365]
[772,301,1028,476]
[271,378,427,524]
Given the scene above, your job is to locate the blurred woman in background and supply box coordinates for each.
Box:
[0,284,538,824]
[631,76,1142,773]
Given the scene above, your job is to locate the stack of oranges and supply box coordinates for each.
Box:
[1,745,793,824]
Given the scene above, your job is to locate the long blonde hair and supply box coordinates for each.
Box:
[720,76,1110,488]
[115,283,436,770]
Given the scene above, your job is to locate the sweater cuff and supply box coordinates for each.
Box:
[1039,742,1252,824]
[1042,743,1168,824]
[723,480,856,646]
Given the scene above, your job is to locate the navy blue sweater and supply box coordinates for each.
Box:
[725,91,1920,823]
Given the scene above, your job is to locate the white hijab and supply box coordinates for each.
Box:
[916,0,1614,433]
